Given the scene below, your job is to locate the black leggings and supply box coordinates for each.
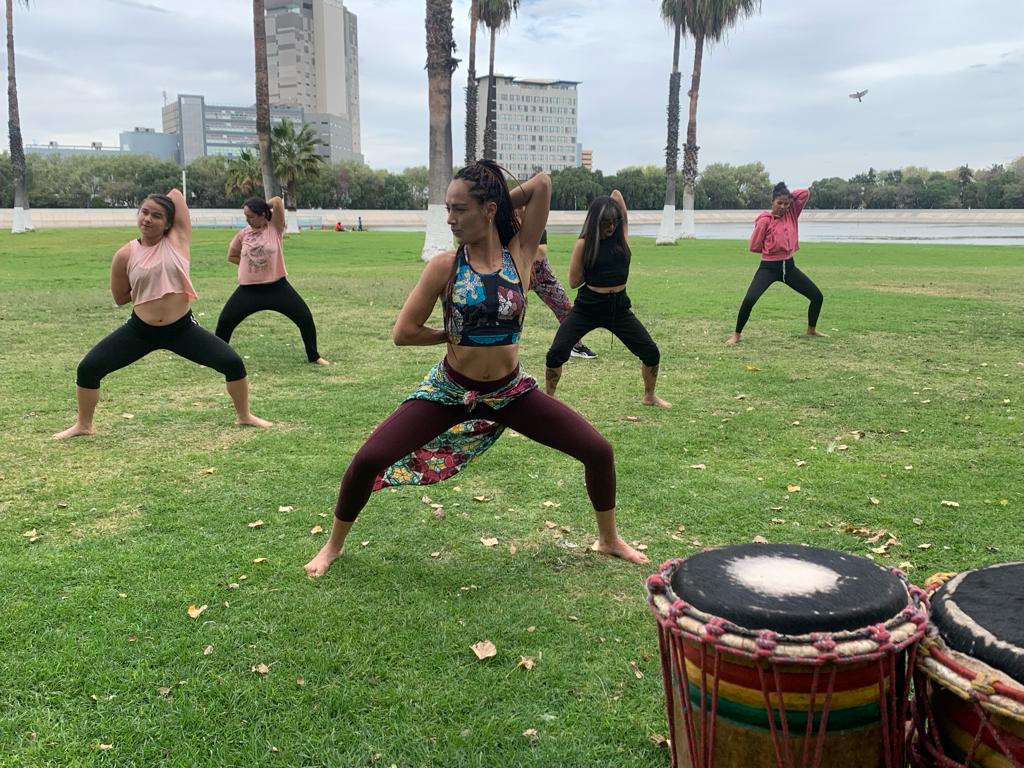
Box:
[215,278,321,362]
[76,310,246,389]
[734,257,823,333]
[546,287,661,369]
[335,362,616,521]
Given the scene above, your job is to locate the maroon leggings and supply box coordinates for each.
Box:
[334,365,616,521]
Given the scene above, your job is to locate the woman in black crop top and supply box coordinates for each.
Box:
[304,162,650,578]
[544,191,671,408]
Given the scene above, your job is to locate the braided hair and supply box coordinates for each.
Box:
[143,194,176,233]
[452,159,520,247]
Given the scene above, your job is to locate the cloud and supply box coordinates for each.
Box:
[105,0,171,13]
[826,41,1024,85]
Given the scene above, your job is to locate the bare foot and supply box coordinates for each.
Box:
[806,329,829,338]
[725,332,742,346]
[591,537,650,564]
[52,423,95,440]
[236,414,273,428]
[312,357,331,365]
[642,395,672,408]
[304,543,344,577]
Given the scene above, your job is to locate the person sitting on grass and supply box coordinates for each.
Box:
[725,182,827,346]
[215,196,330,366]
[543,191,671,408]
[304,160,649,578]
[53,190,272,439]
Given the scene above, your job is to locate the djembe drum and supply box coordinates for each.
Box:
[910,562,1024,767]
[646,544,928,768]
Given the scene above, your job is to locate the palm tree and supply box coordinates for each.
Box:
[478,0,518,160]
[271,118,325,232]
[6,0,31,233]
[677,0,761,239]
[225,148,262,199]
[655,0,685,244]
[422,0,458,261]
[464,0,479,165]
[252,0,276,198]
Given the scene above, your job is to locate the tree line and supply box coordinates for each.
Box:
[4,151,1021,211]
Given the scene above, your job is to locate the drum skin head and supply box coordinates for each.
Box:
[670,543,909,634]
[932,562,1024,686]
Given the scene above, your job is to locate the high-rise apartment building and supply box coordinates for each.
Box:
[266,0,360,155]
[476,75,580,179]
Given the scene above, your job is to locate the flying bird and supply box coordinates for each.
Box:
[849,89,869,102]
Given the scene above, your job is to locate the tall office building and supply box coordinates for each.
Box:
[476,75,580,179]
[266,0,360,155]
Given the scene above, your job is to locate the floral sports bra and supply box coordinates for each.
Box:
[444,245,526,346]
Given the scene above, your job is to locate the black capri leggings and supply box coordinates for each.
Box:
[76,310,246,389]
[546,287,661,369]
[734,257,823,333]
[215,278,321,362]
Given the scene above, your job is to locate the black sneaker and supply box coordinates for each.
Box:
[570,343,598,359]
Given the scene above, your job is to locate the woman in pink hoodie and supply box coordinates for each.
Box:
[725,182,826,346]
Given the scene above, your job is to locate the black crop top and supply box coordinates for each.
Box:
[583,238,630,287]
[443,245,526,346]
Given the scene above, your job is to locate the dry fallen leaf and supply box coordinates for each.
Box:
[689,464,706,470]
[541,500,560,508]
[837,444,849,451]
[309,524,324,535]
[628,660,644,679]
[866,529,888,544]
[918,543,933,550]
[650,733,669,749]
[278,505,294,513]
[247,520,264,529]
[770,518,786,524]
[912,517,923,525]
[480,537,499,547]
[471,640,497,660]
[517,656,536,670]
[544,520,557,529]
[940,500,960,508]
[795,459,807,466]
[745,364,760,372]
[22,528,38,538]
[752,535,769,544]
[787,484,801,493]
[201,467,215,475]
[899,561,914,570]
[430,551,441,558]
[253,557,268,564]
[98,743,113,751]
[157,686,172,697]
[472,495,491,502]
[624,415,640,422]
[869,497,880,505]
[187,604,208,619]
[526,626,536,633]
[296,676,305,686]
[792,420,801,426]
[203,645,214,656]
[509,543,517,555]
[361,541,370,547]
[522,728,539,742]
[734,393,747,400]
[251,663,270,675]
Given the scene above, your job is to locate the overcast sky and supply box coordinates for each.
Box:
[2,0,1022,182]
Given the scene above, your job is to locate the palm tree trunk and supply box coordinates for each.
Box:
[6,0,31,233]
[679,30,704,239]
[482,26,497,160]
[423,0,456,261]
[464,0,479,165]
[253,0,276,199]
[656,19,682,245]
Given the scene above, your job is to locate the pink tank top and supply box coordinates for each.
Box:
[237,225,288,285]
[128,237,198,306]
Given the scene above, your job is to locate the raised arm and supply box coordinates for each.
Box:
[610,189,629,241]
[749,214,770,254]
[392,252,456,346]
[509,172,552,254]
[788,188,809,220]
[268,196,287,233]
[227,230,243,264]
[110,244,133,305]
[166,188,192,251]
[568,238,586,289]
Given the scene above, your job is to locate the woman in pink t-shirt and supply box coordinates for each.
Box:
[53,189,272,439]
[725,182,827,346]
[214,196,328,365]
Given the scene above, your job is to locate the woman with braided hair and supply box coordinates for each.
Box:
[725,182,827,345]
[304,160,648,577]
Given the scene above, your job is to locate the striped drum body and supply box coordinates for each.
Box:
[647,544,928,768]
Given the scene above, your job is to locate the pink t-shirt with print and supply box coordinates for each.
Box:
[236,225,288,285]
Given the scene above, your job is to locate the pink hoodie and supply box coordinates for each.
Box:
[748,188,809,261]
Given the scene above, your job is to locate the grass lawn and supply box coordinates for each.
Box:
[1,228,1021,767]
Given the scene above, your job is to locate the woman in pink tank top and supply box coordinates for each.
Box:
[53,189,272,439]
[214,196,328,365]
